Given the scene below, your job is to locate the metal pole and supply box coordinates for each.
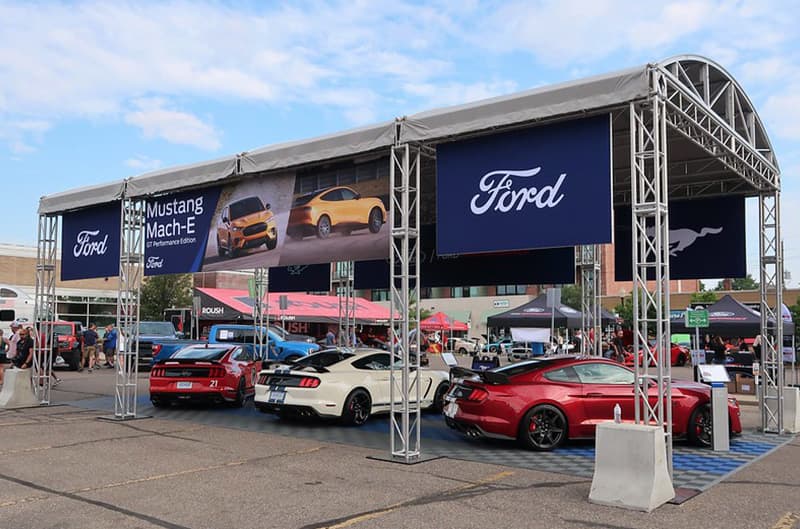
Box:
[33,214,58,405]
[253,268,269,361]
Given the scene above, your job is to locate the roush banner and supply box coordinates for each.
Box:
[145,160,390,276]
[61,203,121,281]
[435,115,612,255]
[614,196,746,281]
[354,225,575,289]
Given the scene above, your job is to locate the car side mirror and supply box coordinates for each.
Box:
[355,193,361,199]
[265,203,271,210]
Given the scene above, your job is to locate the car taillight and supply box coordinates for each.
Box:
[298,377,320,388]
[151,367,163,377]
[152,344,162,354]
[257,374,269,385]
[465,388,489,402]
[209,367,225,378]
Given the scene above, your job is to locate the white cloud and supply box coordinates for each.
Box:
[402,80,518,109]
[124,98,221,151]
[9,140,35,154]
[124,155,163,171]
[762,91,800,141]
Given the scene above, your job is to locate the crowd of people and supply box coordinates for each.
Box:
[0,321,119,388]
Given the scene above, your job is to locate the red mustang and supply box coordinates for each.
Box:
[150,344,260,408]
[622,342,690,367]
[444,356,741,451]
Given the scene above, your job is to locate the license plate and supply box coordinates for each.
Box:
[268,390,286,404]
[176,381,192,389]
[444,402,459,418]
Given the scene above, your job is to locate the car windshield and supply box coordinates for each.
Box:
[230,197,264,219]
[139,322,177,336]
[270,325,289,339]
[291,351,354,369]
[172,347,229,361]
[52,324,73,335]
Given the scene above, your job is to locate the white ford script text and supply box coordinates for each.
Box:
[73,230,109,257]
[469,167,566,215]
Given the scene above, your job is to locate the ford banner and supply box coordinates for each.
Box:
[61,203,122,281]
[614,196,746,281]
[435,115,612,255]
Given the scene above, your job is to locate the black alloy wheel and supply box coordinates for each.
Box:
[342,389,371,426]
[228,235,239,258]
[676,353,687,367]
[151,397,169,409]
[230,378,246,408]
[688,404,713,447]
[216,235,225,257]
[316,215,332,239]
[457,347,468,355]
[266,235,278,250]
[368,208,382,233]
[432,382,449,413]
[520,404,567,451]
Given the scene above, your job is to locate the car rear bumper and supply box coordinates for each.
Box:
[253,384,342,418]
[150,391,233,404]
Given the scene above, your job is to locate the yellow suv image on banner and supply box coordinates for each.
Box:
[216,196,278,258]
[287,186,386,240]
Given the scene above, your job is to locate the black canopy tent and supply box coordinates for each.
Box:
[487,294,617,329]
[671,294,793,337]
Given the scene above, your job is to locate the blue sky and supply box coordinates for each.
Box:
[1,1,798,286]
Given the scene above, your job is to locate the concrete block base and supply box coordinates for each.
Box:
[783,387,800,434]
[0,368,40,408]
[589,422,675,512]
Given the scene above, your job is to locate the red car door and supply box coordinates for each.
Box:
[574,362,637,429]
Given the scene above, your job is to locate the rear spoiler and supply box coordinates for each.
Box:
[449,366,509,385]
[261,360,329,374]
[156,359,222,366]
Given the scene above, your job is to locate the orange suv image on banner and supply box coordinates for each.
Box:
[287,186,386,240]
[216,196,278,258]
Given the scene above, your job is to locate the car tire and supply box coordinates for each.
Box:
[519,404,567,451]
[151,397,169,409]
[368,208,382,233]
[216,235,225,257]
[230,378,246,408]
[457,348,467,355]
[266,235,278,250]
[228,235,239,258]
[687,404,713,448]
[676,353,687,367]
[341,389,371,426]
[431,382,449,413]
[489,346,497,353]
[316,215,332,239]
[68,351,81,371]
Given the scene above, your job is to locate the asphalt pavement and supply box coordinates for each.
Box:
[0,357,797,529]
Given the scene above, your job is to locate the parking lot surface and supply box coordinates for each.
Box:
[0,360,798,529]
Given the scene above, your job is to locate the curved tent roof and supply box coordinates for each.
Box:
[670,295,792,336]
[487,294,616,329]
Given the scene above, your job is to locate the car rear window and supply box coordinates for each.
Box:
[293,191,321,207]
[230,197,264,219]
[139,322,177,336]
[172,347,228,361]
[291,351,354,369]
[492,359,550,377]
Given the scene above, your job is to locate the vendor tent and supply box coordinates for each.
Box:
[420,312,468,332]
[487,294,615,329]
[195,288,391,325]
[671,295,768,337]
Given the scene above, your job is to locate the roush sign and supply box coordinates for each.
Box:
[435,115,612,255]
[60,203,121,281]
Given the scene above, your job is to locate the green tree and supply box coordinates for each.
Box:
[614,295,633,327]
[560,284,582,309]
[790,301,800,337]
[140,274,193,321]
[690,291,718,304]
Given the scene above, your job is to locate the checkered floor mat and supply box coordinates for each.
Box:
[70,395,792,492]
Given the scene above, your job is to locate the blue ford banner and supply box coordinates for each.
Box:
[145,187,221,276]
[354,225,575,289]
[614,196,746,281]
[61,203,121,281]
[436,115,612,255]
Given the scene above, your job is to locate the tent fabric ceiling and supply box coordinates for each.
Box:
[126,155,238,198]
[38,179,126,214]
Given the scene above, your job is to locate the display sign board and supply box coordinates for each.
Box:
[697,364,730,383]
[615,196,746,281]
[145,161,390,276]
[685,309,709,328]
[61,202,121,281]
[435,115,612,255]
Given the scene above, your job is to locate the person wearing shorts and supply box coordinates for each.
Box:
[82,323,99,372]
[103,324,117,368]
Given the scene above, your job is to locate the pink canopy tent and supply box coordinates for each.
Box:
[419,311,468,332]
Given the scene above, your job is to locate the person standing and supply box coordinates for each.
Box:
[325,327,336,347]
[752,334,762,361]
[7,321,21,367]
[711,336,727,365]
[12,327,34,369]
[82,323,99,373]
[103,324,117,368]
[0,329,9,384]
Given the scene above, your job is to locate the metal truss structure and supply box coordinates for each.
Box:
[115,198,145,419]
[577,245,602,356]
[32,215,59,404]
[389,142,423,462]
[629,72,674,475]
[334,261,356,346]
[252,268,269,357]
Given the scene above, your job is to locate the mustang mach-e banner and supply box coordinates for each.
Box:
[614,196,746,281]
[61,202,121,281]
[435,115,612,255]
[145,160,390,276]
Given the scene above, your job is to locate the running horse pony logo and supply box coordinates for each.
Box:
[645,226,723,256]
